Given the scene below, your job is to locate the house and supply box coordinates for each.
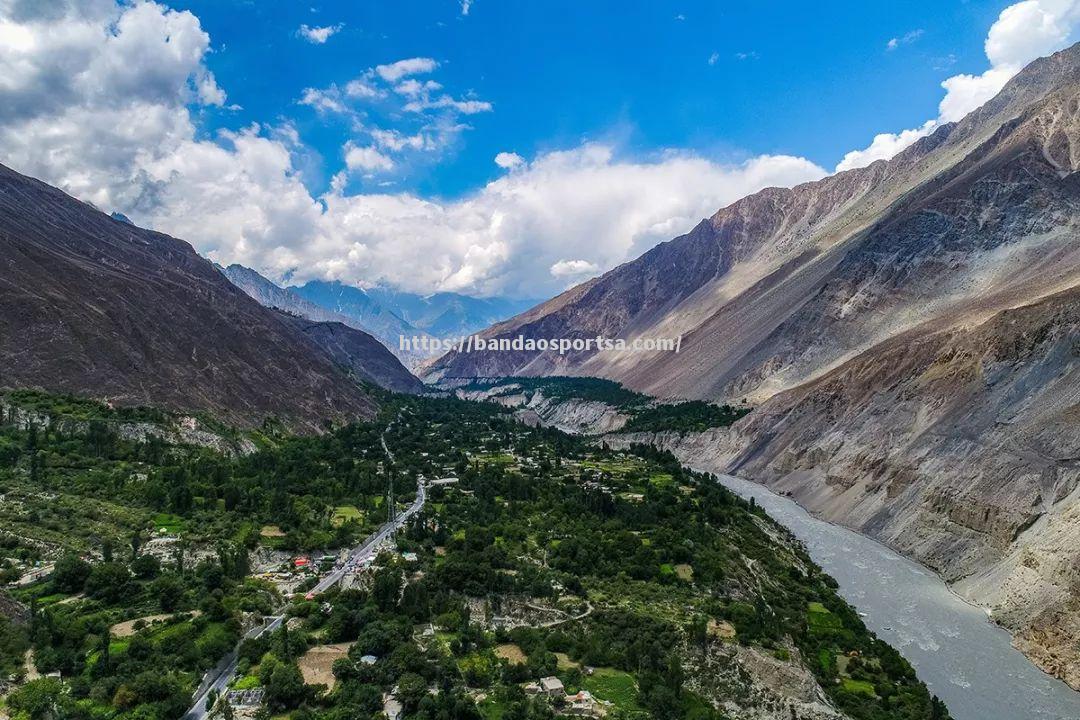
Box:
[360,655,378,665]
[539,676,564,697]
[430,477,459,486]
[566,690,606,717]
[227,688,265,708]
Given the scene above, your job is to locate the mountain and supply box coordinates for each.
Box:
[292,280,537,355]
[365,287,539,338]
[428,44,1080,396]
[426,44,1080,685]
[219,263,355,326]
[290,280,427,359]
[275,311,424,395]
[0,162,387,430]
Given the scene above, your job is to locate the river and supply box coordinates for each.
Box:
[713,472,1080,720]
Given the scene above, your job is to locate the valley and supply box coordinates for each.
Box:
[0,390,948,720]
[0,8,1077,720]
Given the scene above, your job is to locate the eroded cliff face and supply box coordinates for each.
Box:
[455,385,631,435]
[599,288,1080,688]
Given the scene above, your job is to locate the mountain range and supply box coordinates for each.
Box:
[426,44,1080,686]
[0,164,420,430]
[220,264,536,367]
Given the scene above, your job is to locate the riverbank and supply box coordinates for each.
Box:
[708,470,1080,720]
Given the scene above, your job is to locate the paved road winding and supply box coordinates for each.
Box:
[182,416,422,720]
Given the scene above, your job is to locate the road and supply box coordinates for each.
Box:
[182,415,422,720]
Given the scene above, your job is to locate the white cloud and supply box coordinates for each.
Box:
[299,86,347,114]
[402,95,492,114]
[886,29,923,51]
[371,128,437,152]
[461,0,473,16]
[394,78,442,97]
[835,120,937,172]
[298,60,487,176]
[298,23,343,44]
[288,145,826,296]
[374,57,438,82]
[344,76,383,99]
[494,152,524,169]
[550,259,600,277]
[838,0,1080,171]
[344,143,395,172]
[0,2,826,298]
[707,52,719,66]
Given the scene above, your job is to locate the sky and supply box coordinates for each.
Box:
[0,0,1078,298]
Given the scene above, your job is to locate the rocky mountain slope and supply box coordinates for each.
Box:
[219,263,356,327]
[428,44,1080,398]
[602,285,1079,686]
[276,311,424,395]
[0,163,401,430]
[219,263,436,369]
[428,44,1080,686]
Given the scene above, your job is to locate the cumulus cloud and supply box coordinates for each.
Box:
[374,57,438,82]
[835,120,937,172]
[297,146,826,296]
[839,0,1080,171]
[298,23,343,44]
[344,143,395,172]
[550,259,600,277]
[494,152,524,169]
[298,86,348,114]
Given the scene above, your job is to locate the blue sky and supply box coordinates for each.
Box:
[178,0,1005,199]
[0,0,1075,298]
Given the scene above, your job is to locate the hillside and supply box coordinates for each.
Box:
[425,44,1080,686]
[427,43,1080,396]
[0,163,382,431]
[277,311,425,395]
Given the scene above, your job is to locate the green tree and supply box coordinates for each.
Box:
[51,553,91,594]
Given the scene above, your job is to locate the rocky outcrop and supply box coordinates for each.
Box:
[0,163,380,431]
[0,399,258,456]
[454,384,630,435]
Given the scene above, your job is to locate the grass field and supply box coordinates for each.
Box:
[330,505,363,527]
[152,513,185,534]
[581,667,642,712]
[807,601,843,633]
[842,678,877,697]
